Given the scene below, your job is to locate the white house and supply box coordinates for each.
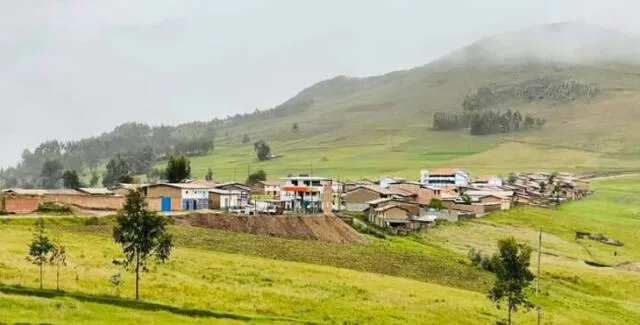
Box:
[420,169,470,187]
[280,175,333,214]
[472,175,503,188]
[208,188,241,210]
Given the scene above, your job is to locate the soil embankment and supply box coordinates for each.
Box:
[175,213,367,244]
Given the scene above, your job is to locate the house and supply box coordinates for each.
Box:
[343,180,375,192]
[214,182,252,207]
[280,175,333,214]
[388,182,441,206]
[370,205,412,229]
[366,197,421,220]
[471,175,503,188]
[110,183,144,196]
[142,183,210,212]
[208,189,241,210]
[252,180,282,198]
[420,168,470,187]
[343,185,417,209]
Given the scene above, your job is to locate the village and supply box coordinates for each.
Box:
[0,168,591,234]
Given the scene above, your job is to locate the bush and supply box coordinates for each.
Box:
[84,217,104,226]
[468,248,495,272]
[36,202,73,215]
[352,222,386,239]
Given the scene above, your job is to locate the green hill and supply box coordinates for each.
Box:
[2,175,640,324]
[5,22,640,185]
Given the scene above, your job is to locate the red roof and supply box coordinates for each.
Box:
[429,168,459,176]
[474,175,497,182]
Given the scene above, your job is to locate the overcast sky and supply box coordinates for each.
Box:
[1,0,639,166]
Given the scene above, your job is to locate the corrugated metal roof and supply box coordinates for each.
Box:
[77,188,114,195]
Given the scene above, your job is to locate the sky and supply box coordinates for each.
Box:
[1,0,640,166]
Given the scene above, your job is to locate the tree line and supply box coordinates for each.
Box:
[433,109,546,135]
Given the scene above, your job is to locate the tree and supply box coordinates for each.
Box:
[49,243,67,291]
[246,170,267,186]
[292,122,299,132]
[62,170,82,189]
[28,218,54,289]
[113,189,173,300]
[165,156,191,183]
[507,173,518,185]
[489,237,535,325]
[103,155,133,188]
[460,194,472,205]
[89,170,100,187]
[253,141,271,161]
[242,134,251,144]
[205,168,214,181]
[40,159,64,189]
[539,182,547,194]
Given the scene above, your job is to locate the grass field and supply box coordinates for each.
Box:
[3,175,640,324]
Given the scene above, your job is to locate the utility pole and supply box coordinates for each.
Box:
[537,228,542,325]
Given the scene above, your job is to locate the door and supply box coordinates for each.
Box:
[161,197,171,212]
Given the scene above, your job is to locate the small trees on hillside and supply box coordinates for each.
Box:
[49,243,67,291]
[165,156,191,183]
[489,237,535,325]
[27,218,54,289]
[205,168,214,181]
[103,155,133,187]
[253,141,272,162]
[113,189,173,300]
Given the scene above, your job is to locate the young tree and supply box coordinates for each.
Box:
[113,189,173,300]
[292,122,299,132]
[28,218,54,289]
[205,168,214,181]
[428,199,444,210]
[62,170,82,189]
[165,156,191,183]
[507,173,518,185]
[253,140,271,161]
[246,170,267,186]
[49,243,67,291]
[242,134,251,144]
[489,237,535,325]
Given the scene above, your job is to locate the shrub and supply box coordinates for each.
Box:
[84,217,104,226]
[352,222,386,239]
[468,248,495,272]
[36,202,73,215]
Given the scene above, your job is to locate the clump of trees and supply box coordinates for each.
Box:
[103,155,134,188]
[165,156,191,183]
[62,170,82,189]
[113,189,173,300]
[469,110,546,136]
[246,170,267,186]
[253,141,272,162]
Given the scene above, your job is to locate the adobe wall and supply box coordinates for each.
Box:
[4,196,40,213]
[43,194,125,210]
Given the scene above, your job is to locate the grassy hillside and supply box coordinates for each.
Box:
[2,175,640,324]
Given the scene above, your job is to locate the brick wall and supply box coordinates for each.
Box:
[44,194,125,210]
[4,196,40,213]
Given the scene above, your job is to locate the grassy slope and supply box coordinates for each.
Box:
[425,175,640,324]
[177,64,640,181]
[2,176,640,324]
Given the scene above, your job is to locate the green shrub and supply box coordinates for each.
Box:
[36,202,73,215]
[84,217,104,226]
[468,248,494,272]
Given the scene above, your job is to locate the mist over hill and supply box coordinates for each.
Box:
[4,22,640,186]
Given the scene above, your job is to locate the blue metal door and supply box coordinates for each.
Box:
[161,197,171,212]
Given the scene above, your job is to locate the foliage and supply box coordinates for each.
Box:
[460,194,472,205]
[428,199,444,210]
[433,112,469,131]
[469,110,544,136]
[89,170,100,187]
[246,169,267,186]
[253,140,272,162]
[467,248,495,272]
[113,189,173,300]
[103,155,133,188]
[40,159,64,189]
[242,134,250,144]
[292,122,299,132]
[36,202,73,215]
[165,156,191,183]
[507,173,517,185]
[49,243,67,291]
[62,170,82,189]
[205,168,214,181]
[488,237,535,325]
[172,137,214,157]
[27,218,54,289]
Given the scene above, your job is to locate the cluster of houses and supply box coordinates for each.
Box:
[1,168,590,233]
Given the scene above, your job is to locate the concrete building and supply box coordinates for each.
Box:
[280,175,333,214]
[420,168,470,187]
[208,189,241,210]
[142,183,210,211]
[471,175,503,188]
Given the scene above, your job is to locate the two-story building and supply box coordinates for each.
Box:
[471,175,503,188]
[420,169,471,188]
[280,175,333,214]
